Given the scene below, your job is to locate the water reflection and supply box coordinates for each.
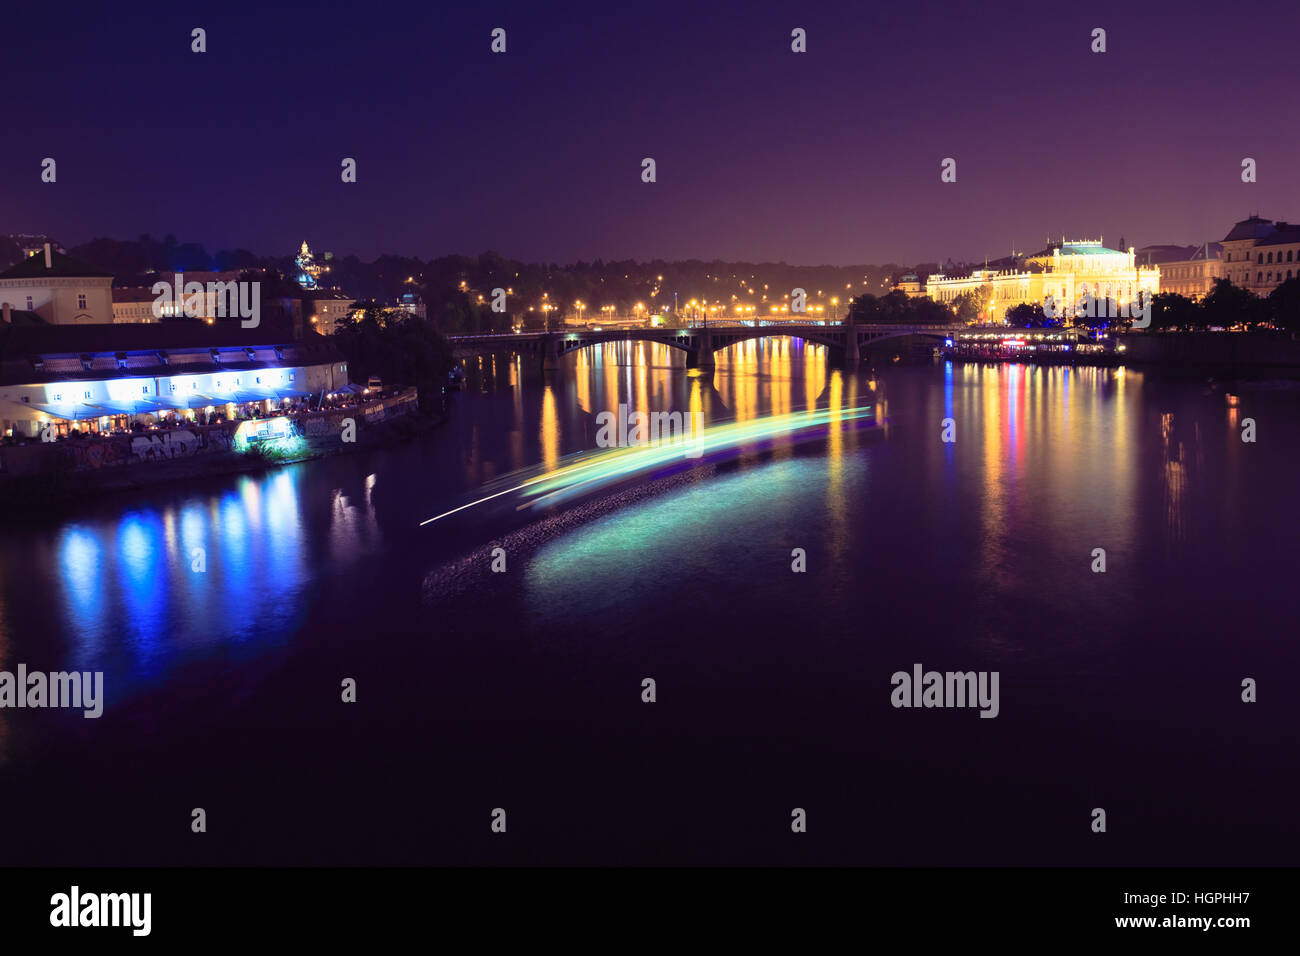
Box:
[14,466,383,692]
[1,336,1276,739]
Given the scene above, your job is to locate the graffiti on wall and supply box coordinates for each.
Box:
[66,440,129,470]
[131,429,200,460]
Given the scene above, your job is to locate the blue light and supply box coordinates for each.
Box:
[59,527,104,626]
[115,512,167,663]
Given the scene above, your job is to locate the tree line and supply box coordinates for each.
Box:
[1004,278,1300,333]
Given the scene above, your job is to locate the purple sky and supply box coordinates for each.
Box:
[3,0,1295,266]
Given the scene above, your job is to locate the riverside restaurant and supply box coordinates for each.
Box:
[0,318,350,440]
[942,327,1117,363]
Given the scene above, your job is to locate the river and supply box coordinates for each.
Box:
[1,339,1296,864]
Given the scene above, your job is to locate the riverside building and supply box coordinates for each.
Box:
[0,313,347,439]
[924,240,1161,323]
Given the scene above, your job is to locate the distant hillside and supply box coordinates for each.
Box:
[48,235,920,321]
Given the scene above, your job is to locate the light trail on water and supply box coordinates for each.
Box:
[417,403,877,526]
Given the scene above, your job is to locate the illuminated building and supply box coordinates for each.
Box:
[893,274,925,297]
[111,271,248,323]
[302,288,356,329]
[295,241,323,290]
[110,286,163,323]
[0,318,347,438]
[392,291,427,321]
[924,240,1160,323]
[1136,243,1222,300]
[0,245,114,324]
[1220,216,1300,295]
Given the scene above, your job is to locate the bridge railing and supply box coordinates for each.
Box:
[447,322,958,343]
[447,331,550,341]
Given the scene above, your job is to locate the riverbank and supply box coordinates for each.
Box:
[940,347,1120,367]
[1118,329,1300,367]
[0,388,444,504]
[940,329,1300,370]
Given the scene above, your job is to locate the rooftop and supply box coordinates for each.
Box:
[112,287,162,303]
[1223,216,1276,242]
[1,317,306,354]
[1027,241,1127,259]
[0,320,342,386]
[1255,225,1300,247]
[0,248,113,281]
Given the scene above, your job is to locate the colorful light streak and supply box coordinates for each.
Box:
[418,403,877,526]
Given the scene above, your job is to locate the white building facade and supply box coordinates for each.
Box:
[0,245,114,325]
[925,241,1160,323]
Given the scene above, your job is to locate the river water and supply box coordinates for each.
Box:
[1,339,1297,864]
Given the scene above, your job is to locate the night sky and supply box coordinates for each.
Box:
[4,0,1295,265]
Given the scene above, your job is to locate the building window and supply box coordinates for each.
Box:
[1258,272,1263,282]
[77,293,87,309]
[1258,253,1264,264]
[26,296,33,310]
[1289,251,1295,262]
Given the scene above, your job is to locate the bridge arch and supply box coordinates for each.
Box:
[447,323,954,372]
[550,330,701,361]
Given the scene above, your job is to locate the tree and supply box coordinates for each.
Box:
[848,291,952,326]
[950,290,985,324]
[427,291,506,334]
[847,294,882,323]
[214,248,262,272]
[0,235,23,271]
[1201,278,1265,329]
[331,303,455,410]
[911,296,952,324]
[1266,277,1300,333]
[1149,292,1199,332]
[1005,303,1041,328]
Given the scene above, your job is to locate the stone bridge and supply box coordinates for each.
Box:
[448,322,954,371]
